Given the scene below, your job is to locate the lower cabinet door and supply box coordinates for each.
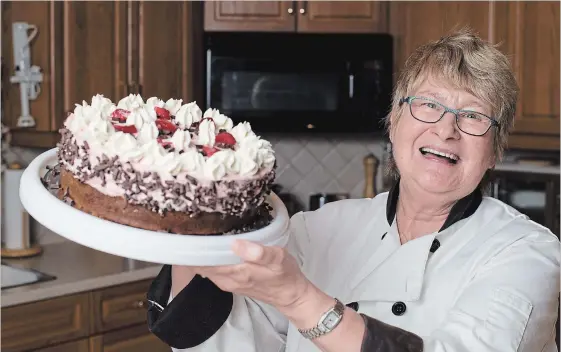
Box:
[90,324,170,352]
[37,339,90,352]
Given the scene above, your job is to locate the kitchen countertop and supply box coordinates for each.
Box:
[494,162,560,175]
[1,240,162,308]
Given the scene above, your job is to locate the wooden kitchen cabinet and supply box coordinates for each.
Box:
[204,1,388,33]
[1,1,202,148]
[1,279,169,352]
[62,2,128,114]
[493,1,560,151]
[89,324,169,352]
[389,1,560,151]
[389,1,492,74]
[204,1,295,32]
[1,1,63,148]
[1,293,90,352]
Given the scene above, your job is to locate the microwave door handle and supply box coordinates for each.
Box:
[206,49,211,108]
[348,74,354,99]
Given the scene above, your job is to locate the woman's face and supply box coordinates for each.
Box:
[390,78,496,199]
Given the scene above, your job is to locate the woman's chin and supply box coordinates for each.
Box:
[411,172,460,195]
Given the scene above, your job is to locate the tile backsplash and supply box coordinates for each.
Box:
[3,136,387,244]
[263,135,387,211]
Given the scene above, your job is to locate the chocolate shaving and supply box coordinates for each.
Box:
[54,129,276,218]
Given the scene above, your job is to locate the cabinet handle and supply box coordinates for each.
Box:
[133,299,147,309]
[288,7,293,14]
[299,1,307,14]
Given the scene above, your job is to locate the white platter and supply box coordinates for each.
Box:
[19,148,290,266]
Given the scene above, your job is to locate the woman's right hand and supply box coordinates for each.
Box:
[171,265,197,297]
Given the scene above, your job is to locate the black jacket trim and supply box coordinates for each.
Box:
[360,314,423,352]
[386,178,483,232]
[147,265,234,349]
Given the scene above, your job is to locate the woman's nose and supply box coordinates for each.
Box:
[433,111,460,140]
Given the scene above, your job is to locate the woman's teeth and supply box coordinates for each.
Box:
[420,147,459,164]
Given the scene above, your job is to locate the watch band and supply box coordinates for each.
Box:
[298,298,345,340]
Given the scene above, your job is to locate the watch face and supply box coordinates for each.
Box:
[323,311,340,330]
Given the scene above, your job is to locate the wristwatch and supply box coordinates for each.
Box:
[298,298,345,340]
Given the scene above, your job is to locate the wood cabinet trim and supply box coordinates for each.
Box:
[1,293,90,351]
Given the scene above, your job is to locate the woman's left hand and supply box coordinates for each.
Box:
[195,239,312,312]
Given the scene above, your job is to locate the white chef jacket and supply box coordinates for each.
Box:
[156,190,560,352]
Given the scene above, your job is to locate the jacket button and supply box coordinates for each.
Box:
[381,232,387,240]
[346,302,359,311]
[392,301,406,316]
[430,239,440,253]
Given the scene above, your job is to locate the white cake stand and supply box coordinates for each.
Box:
[19,148,290,266]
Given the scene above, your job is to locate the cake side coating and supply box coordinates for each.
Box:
[58,169,264,235]
[57,94,276,219]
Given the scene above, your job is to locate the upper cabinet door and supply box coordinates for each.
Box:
[494,1,559,149]
[389,1,492,72]
[204,1,296,32]
[133,1,192,100]
[296,1,388,33]
[1,1,63,147]
[63,1,128,112]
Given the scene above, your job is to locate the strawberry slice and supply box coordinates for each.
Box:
[157,137,173,148]
[202,146,219,157]
[113,124,137,134]
[155,118,178,133]
[111,109,130,123]
[154,107,171,120]
[215,132,236,146]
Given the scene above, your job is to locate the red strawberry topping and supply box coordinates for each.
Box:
[202,146,219,157]
[215,132,236,146]
[111,108,130,123]
[154,107,171,120]
[155,118,178,133]
[113,124,137,134]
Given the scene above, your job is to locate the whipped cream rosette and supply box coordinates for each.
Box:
[57,94,276,217]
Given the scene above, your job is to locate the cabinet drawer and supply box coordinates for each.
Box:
[1,293,90,352]
[91,279,152,333]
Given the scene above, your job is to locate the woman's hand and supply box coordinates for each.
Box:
[194,239,312,312]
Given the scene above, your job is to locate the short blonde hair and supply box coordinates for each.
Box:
[385,28,519,184]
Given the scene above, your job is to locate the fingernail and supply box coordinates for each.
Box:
[245,242,262,259]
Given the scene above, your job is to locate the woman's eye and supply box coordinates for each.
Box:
[421,103,437,109]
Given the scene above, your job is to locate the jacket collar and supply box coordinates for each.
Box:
[386,178,483,232]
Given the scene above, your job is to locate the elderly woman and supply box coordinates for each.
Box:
[147,30,560,352]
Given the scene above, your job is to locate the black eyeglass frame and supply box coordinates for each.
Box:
[399,96,500,136]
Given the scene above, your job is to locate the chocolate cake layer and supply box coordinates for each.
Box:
[59,169,261,235]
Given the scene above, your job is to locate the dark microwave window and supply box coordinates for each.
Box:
[220,71,338,112]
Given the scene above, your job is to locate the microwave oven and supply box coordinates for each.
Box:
[204,32,393,134]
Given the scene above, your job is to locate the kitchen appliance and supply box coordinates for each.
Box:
[9,22,44,128]
[309,193,349,211]
[205,32,393,134]
[489,167,560,237]
[1,262,55,289]
[1,163,42,258]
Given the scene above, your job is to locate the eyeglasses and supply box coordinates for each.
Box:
[399,96,500,136]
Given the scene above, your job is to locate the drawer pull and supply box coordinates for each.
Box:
[133,300,146,309]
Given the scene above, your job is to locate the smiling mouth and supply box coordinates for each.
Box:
[419,147,460,164]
